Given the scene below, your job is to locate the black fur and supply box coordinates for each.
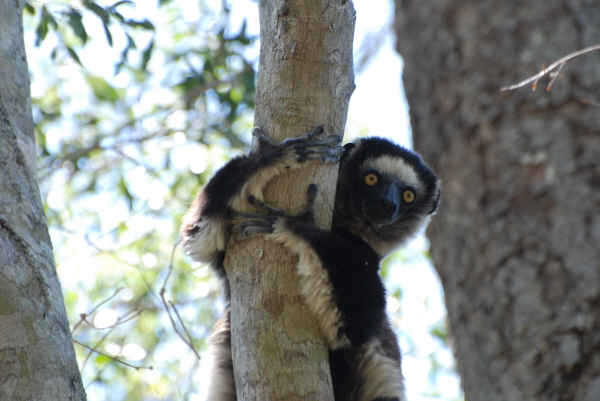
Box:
[181,126,343,278]
[180,126,343,401]
[181,130,441,401]
[302,225,386,345]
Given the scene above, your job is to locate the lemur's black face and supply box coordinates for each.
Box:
[359,168,417,226]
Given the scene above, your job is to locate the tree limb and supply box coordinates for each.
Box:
[500,44,600,92]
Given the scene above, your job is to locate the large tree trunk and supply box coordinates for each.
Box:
[0,0,87,399]
[225,0,355,399]
[395,1,600,400]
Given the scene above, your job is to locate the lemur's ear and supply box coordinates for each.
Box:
[342,143,356,159]
[429,188,441,215]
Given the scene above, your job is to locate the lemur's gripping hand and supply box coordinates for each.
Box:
[233,184,319,242]
[253,126,344,165]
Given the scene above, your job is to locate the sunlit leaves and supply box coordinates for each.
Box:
[25,1,35,15]
[35,6,57,46]
[85,74,122,103]
[27,0,256,398]
[29,0,156,74]
[139,39,154,71]
[82,0,113,45]
[66,46,83,65]
[430,323,448,343]
[124,19,154,30]
[117,174,134,211]
[67,9,88,45]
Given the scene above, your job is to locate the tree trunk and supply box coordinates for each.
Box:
[225,0,355,399]
[395,1,600,400]
[0,1,87,399]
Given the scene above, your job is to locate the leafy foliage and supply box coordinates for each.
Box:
[26,0,256,398]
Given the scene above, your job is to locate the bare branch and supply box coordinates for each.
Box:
[72,287,125,334]
[546,61,566,91]
[500,44,600,92]
[80,308,144,371]
[93,309,144,331]
[581,98,600,107]
[159,242,202,360]
[73,340,153,371]
[168,300,197,349]
[81,325,117,371]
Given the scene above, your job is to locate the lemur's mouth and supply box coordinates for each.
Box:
[367,210,399,226]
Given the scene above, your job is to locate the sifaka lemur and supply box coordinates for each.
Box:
[181,126,440,401]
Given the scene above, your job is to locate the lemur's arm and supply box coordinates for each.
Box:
[234,184,387,349]
[180,127,343,269]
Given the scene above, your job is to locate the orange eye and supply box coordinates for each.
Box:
[403,190,415,203]
[365,174,378,186]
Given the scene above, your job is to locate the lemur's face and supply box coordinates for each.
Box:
[359,168,417,226]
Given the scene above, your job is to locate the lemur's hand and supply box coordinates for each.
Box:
[253,126,344,165]
[232,184,319,242]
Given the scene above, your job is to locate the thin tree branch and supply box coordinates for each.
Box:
[80,308,144,371]
[500,44,600,92]
[581,98,600,107]
[72,287,125,334]
[159,242,202,360]
[73,340,153,371]
[545,61,566,90]
[168,300,196,347]
[81,325,118,371]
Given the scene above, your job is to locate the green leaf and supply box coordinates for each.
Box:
[430,325,448,342]
[140,39,154,71]
[125,19,155,30]
[35,7,56,47]
[115,33,136,73]
[25,2,35,15]
[110,0,133,8]
[85,75,121,103]
[66,46,83,66]
[125,33,137,50]
[67,9,88,45]
[83,0,110,22]
[110,10,125,23]
[35,18,48,47]
[103,22,114,47]
[82,0,113,46]
[118,175,134,210]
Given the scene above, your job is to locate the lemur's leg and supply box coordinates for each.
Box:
[181,127,342,265]
[233,185,351,349]
[205,310,237,401]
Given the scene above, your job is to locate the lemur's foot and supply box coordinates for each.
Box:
[252,126,344,164]
[232,184,319,241]
[232,211,278,241]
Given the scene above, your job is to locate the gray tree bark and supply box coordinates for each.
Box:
[0,0,87,399]
[395,1,600,400]
[225,0,355,399]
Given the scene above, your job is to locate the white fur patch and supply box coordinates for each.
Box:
[354,339,405,401]
[184,216,227,263]
[363,156,424,194]
[268,223,351,349]
[370,215,431,258]
[204,346,237,401]
[230,151,299,212]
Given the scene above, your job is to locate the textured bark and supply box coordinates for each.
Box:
[0,0,87,399]
[224,0,355,399]
[395,1,600,400]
